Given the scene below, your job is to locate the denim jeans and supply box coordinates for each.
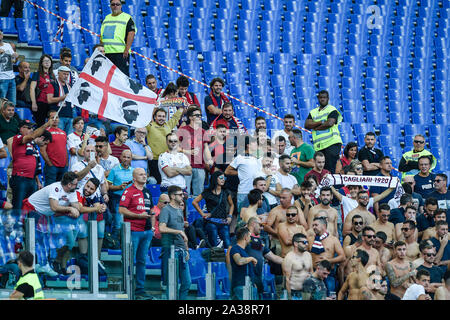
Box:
[10,175,37,215]
[161,247,192,300]
[44,165,68,186]
[0,78,16,105]
[231,285,258,300]
[184,167,205,197]
[108,194,123,236]
[204,222,231,248]
[131,229,153,295]
[237,193,248,210]
[58,117,73,135]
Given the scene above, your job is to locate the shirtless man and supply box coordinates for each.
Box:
[422,209,447,241]
[343,215,363,249]
[395,205,418,241]
[308,217,345,269]
[359,265,383,300]
[369,203,396,245]
[401,220,420,262]
[264,189,306,255]
[307,187,338,238]
[385,241,416,299]
[295,180,313,224]
[343,190,377,236]
[278,206,307,257]
[347,226,381,269]
[373,231,392,276]
[282,233,313,300]
[338,249,369,300]
[240,189,263,224]
[435,270,450,300]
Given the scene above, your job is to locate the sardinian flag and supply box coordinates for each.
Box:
[65,49,158,128]
[53,18,64,43]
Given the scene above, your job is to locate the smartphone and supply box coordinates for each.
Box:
[90,151,96,162]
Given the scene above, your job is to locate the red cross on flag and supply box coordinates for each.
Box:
[65,49,158,128]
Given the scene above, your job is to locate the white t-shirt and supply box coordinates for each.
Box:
[341,195,374,221]
[67,132,85,170]
[0,138,4,148]
[275,171,298,190]
[402,284,426,300]
[272,130,293,154]
[28,182,78,216]
[230,154,260,194]
[71,160,106,197]
[158,151,191,189]
[0,42,15,80]
[98,155,120,174]
[256,170,279,206]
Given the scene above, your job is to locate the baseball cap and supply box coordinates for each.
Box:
[19,119,35,128]
[57,65,71,72]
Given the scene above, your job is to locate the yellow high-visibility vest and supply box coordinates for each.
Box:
[100,12,135,54]
[310,105,343,151]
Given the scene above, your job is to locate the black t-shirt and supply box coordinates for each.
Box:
[15,74,31,103]
[246,235,271,293]
[201,189,229,219]
[15,271,37,299]
[358,146,384,176]
[306,109,339,121]
[205,94,224,125]
[49,81,72,118]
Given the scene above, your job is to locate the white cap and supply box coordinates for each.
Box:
[58,65,71,72]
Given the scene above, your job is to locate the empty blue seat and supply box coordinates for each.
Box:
[403,124,426,137]
[343,112,364,124]
[366,111,388,124]
[389,112,410,125]
[411,112,432,125]
[379,123,402,138]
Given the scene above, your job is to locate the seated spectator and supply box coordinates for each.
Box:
[176,75,200,107]
[358,132,383,176]
[40,111,68,186]
[158,132,192,193]
[430,174,450,211]
[15,61,32,109]
[192,171,233,248]
[178,106,213,197]
[125,127,154,180]
[47,66,73,135]
[109,126,131,159]
[0,99,20,144]
[430,221,450,273]
[399,134,436,180]
[335,142,358,174]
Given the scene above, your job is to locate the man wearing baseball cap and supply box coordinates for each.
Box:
[9,117,55,215]
[48,66,73,135]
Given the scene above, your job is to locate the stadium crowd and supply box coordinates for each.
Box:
[0,0,449,301]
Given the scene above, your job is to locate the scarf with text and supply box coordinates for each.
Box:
[311,232,329,254]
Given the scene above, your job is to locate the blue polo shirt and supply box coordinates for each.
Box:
[107,164,135,196]
[125,139,150,171]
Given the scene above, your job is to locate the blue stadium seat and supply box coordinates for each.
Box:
[403,124,426,137]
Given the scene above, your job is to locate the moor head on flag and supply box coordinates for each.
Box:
[77,82,91,105]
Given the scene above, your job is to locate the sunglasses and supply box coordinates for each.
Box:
[353,221,364,225]
[162,201,170,204]
[381,214,390,218]
[192,114,202,118]
[414,140,425,144]
[95,145,104,148]
[425,253,436,257]
[286,213,297,217]
[355,166,363,170]
[110,3,121,6]
[434,179,443,183]
[363,234,375,238]
[174,193,183,196]
[168,140,178,143]
[401,228,410,232]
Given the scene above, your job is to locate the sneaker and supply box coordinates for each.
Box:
[198,239,206,248]
[51,261,66,275]
[36,263,58,277]
[217,239,224,248]
[135,292,156,300]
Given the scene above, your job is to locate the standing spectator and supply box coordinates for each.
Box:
[0,99,20,144]
[229,227,258,300]
[100,0,135,76]
[225,136,259,208]
[275,154,301,196]
[301,260,333,300]
[277,206,308,258]
[335,142,358,174]
[9,251,44,300]
[289,128,315,185]
[95,135,119,178]
[67,117,87,170]
[146,106,184,184]
[385,241,416,299]
[434,270,450,300]
[40,111,67,186]
[125,127,153,177]
[192,170,234,248]
[401,269,432,300]
[119,168,155,300]
[0,137,5,159]
[159,185,191,300]
[417,197,439,237]
[146,74,163,97]
[158,132,192,193]
[210,103,245,133]
[369,203,396,244]
[0,30,18,104]
[158,82,187,122]
[416,244,444,299]
[343,215,364,248]
[178,106,213,197]
[9,119,53,214]
[209,123,237,174]
[150,193,170,247]
[272,114,295,155]
[238,177,272,216]
[258,154,279,210]
[370,156,396,213]
[430,174,450,211]
[304,90,343,174]
[421,209,446,241]
[357,132,384,176]
[15,61,32,109]
[47,66,73,134]
[176,75,200,107]
[109,126,130,159]
[30,54,56,127]
[304,151,330,185]
[205,77,229,126]
[431,221,450,273]
[51,48,79,87]
[107,149,134,238]
[414,155,436,199]
[0,0,24,18]
[389,193,414,225]
[399,134,436,180]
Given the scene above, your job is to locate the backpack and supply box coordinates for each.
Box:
[103,232,120,249]
[201,247,226,262]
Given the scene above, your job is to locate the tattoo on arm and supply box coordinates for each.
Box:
[386,263,411,288]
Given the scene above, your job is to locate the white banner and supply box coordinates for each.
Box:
[65,49,158,128]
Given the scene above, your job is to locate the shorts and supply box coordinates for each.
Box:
[78,219,105,239]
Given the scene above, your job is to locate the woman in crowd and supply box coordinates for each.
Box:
[335,142,358,174]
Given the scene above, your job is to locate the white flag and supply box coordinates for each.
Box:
[65,49,158,128]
